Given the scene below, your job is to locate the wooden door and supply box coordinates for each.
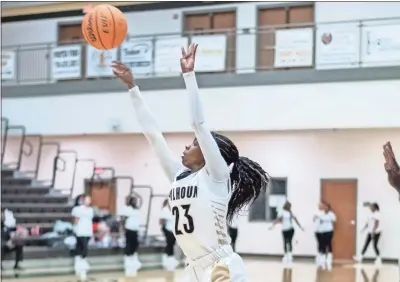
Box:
[257,8,286,70]
[86,180,116,214]
[321,179,357,261]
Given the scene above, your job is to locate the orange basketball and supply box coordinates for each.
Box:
[82,5,128,50]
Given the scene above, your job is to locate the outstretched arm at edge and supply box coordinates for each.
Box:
[129,86,181,182]
[182,71,229,182]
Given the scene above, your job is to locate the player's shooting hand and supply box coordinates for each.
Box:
[180,43,198,73]
[111,61,136,89]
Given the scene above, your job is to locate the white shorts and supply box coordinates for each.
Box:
[185,245,247,282]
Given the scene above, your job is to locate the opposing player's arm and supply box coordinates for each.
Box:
[112,61,181,183]
[181,44,229,182]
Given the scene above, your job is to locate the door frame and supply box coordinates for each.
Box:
[319,178,358,260]
[84,177,117,214]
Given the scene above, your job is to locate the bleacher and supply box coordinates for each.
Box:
[1,117,174,278]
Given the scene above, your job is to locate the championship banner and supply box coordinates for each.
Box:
[51,45,82,80]
[86,45,118,77]
[154,37,188,76]
[120,39,153,75]
[274,28,313,68]
[191,35,227,72]
[315,24,360,70]
[361,24,400,67]
[1,50,16,80]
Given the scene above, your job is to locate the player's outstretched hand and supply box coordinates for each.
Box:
[180,43,198,73]
[111,61,136,89]
[383,142,400,193]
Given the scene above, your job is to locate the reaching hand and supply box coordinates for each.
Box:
[180,43,198,73]
[111,61,136,89]
[383,142,400,192]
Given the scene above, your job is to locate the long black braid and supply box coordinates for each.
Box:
[211,132,270,222]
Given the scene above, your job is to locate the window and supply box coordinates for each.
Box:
[184,11,236,72]
[257,4,314,71]
[249,178,287,222]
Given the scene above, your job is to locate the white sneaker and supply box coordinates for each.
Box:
[79,271,87,281]
[326,253,333,271]
[316,254,325,269]
[374,257,382,267]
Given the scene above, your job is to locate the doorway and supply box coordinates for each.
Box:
[85,179,116,214]
[320,179,357,261]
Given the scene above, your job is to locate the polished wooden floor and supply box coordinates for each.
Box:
[2,258,399,282]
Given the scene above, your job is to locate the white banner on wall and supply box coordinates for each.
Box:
[315,24,360,70]
[155,37,188,76]
[274,28,313,68]
[1,51,16,80]
[191,35,227,72]
[86,45,118,77]
[51,45,82,80]
[120,40,153,75]
[361,24,400,67]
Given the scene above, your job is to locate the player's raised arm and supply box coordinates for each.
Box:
[180,44,229,182]
[112,61,181,182]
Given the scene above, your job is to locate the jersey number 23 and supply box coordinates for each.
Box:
[172,204,195,235]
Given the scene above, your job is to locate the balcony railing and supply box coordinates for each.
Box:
[1,17,400,86]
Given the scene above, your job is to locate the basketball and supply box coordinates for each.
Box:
[82,4,127,50]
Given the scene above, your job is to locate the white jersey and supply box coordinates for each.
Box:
[315,211,336,233]
[119,205,141,231]
[160,206,174,232]
[168,167,231,261]
[367,211,381,233]
[278,210,294,231]
[71,205,94,237]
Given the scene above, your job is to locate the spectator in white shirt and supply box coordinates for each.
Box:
[119,196,142,277]
[314,202,336,270]
[71,194,94,280]
[159,199,178,271]
[269,201,304,267]
[355,203,382,266]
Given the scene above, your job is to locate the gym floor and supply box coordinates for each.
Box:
[2,258,398,282]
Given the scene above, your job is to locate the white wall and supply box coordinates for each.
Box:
[315,2,400,23]
[3,79,400,135]
[4,129,400,259]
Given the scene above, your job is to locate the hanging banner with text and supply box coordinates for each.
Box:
[155,37,188,76]
[274,28,313,68]
[315,24,360,70]
[1,51,16,80]
[51,45,82,80]
[86,45,118,78]
[120,39,153,75]
[191,35,227,72]
[361,24,400,67]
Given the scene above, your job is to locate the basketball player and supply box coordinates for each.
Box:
[269,201,304,267]
[314,202,336,271]
[71,194,94,281]
[354,203,382,266]
[112,43,269,282]
[160,199,179,271]
[119,195,142,276]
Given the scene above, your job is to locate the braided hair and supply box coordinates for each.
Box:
[211,132,270,222]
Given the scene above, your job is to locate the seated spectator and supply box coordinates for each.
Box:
[1,209,24,270]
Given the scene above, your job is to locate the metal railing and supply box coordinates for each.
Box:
[2,17,400,86]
